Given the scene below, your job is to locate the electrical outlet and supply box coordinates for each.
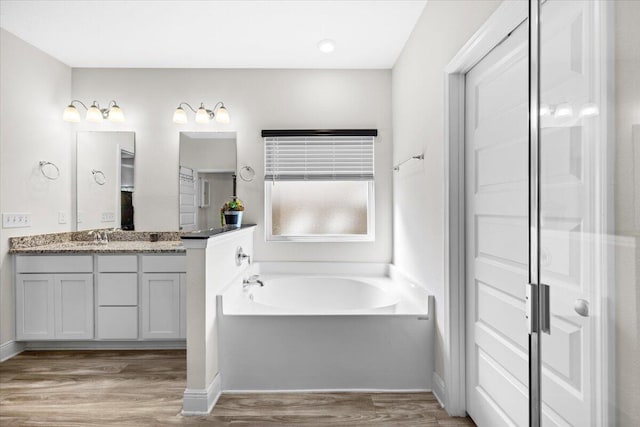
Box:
[101,212,115,223]
[2,213,32,228]
[58,211,68,224]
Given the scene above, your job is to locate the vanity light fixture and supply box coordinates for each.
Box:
[540,102,599,119]
[318,39,336,53]
[554,102,574,118]
[172,102,230,124]
[63,100,125,123]
[579,102,600,118]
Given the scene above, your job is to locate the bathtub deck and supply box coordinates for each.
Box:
[0,350,475,426]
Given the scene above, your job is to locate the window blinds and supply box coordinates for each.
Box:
[264,135,375,181]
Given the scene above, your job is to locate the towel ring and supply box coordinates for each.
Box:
[39,161,60,180]
[92,169,106,185]
[239,165,255,182]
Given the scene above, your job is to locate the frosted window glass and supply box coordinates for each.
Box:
[270,181,369,236]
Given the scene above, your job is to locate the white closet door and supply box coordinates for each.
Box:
[179,166,197,231]
[465,20,530,427]
[539,0,603,425]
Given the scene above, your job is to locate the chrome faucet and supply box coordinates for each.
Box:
[242,274,264,291]
[236,247,251,265]
[88,230,109,245]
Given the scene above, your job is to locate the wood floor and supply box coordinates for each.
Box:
[0,350,475,426]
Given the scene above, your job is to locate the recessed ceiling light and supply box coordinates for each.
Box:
[318,39,336,53]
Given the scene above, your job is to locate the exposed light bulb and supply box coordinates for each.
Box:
[195,105,210,124]
[215,104,230,124]
[318,39,335,53]
[86,104,103,122]
[579,102,599,118]
[173,107,188,124]
[108,105,125,122]
[63,105,81,123]
[554,102,573,118]
[539,104,551,116]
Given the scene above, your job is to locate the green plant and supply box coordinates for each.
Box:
[221,197,245,212]
[220,197,245,226]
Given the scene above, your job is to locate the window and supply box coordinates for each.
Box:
[263,130,376,242]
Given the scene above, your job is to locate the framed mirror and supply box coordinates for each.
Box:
[178,131,237,231]
[76,131,135,231]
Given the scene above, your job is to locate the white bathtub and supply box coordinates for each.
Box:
[218,263,434,391]
[245,276,399,313]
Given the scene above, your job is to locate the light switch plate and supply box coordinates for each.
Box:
[101,212,115,223]
[58,211,68,224]
[2,213,32,228]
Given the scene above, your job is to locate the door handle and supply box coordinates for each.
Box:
[540,284,550,334]
[574,299,589,317]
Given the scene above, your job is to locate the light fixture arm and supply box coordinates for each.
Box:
[68,99,90,111]
[177,102,199,114]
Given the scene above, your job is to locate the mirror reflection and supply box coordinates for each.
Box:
[178,132,237,231]
[76,131,135,231]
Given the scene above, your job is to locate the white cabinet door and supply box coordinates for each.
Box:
[141,273,181,339]
[97,307,138,340]
[54,274,94,340]
[16,274,55,340]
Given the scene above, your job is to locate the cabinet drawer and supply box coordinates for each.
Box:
[97,307,138,340]
[97,255,137,272]
[142,255,186,273]
[16,256,93,273]
[97,273,138,306]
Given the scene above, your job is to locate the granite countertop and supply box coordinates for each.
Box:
[10,240,185,254]
[8,230,186,254]
[181,224,257,239]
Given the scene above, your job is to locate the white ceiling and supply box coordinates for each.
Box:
[0,0,427,69]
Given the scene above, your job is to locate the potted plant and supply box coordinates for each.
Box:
[220,196,244,228]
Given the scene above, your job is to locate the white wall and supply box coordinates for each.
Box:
[179,135,236,172]
[72,68,392,263]
[391,0,501,382]
[0,29,72,348]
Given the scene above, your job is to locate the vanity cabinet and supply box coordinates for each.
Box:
[141,255,187,339]
[141,273,183,339]
[15,253,186,343]
[16,273,94,340]
[96,255,139,340]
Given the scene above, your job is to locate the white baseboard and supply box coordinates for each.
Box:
[223,388,432,394]
[432,371,447,409]
[22,341,186,351]
[182,373,222,416]
[0,340,25,362]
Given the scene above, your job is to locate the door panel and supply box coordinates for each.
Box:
[539,0,602,425]
[465,18,529,427]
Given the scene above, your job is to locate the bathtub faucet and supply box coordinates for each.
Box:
[242,274,264,290]
[236,247,251,265]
